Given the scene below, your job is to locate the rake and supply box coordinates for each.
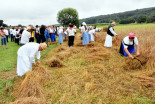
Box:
[133,57,143,65]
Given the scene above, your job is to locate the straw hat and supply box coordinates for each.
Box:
[27,26,31,30]
[40,43,47,50]
[111,22,116,25]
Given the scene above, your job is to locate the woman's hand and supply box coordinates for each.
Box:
[33,62,37,66]
[129,55,134,59]
[37,60,40,64]
[136,52,140,57]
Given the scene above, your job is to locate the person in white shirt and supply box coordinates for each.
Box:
[49,25,56,42]
[66,23,76,47]
[104,22,117,47]
[73,25,77,34]
[57,26,64,44]
[119,33,140,59]
[4,27,9,42]
[17,42,47,76]
[9,27,13,42]
[20,26,31,46]
[12,27,16,42]
[89,26,97,42]
[15,27,20,45]
[81,22,89,45]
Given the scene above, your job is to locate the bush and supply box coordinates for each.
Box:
[149,12,155,22]
[137,15,147,23]
[119,17,135,24]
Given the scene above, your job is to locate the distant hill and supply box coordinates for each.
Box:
[80,7,155,24]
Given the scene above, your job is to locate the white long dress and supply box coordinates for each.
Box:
[17,43,40,76]
[104,27,117,47]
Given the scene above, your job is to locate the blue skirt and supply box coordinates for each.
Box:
[83,31,89,45]
[51,33,55,42]
[120,42,135,57]
[58,33,63,44]
[88,34,91,41]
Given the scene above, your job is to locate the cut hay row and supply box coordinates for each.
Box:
[11,97,45,104]
[11,25,155,103]
[46,44,80,68]
[11,66,50,104]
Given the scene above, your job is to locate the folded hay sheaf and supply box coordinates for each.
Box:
[12,65,49,103]
[103,27,108,32]
[47,47,80,68]
[75,41,83,47]
[75,42,95,47]
[122,56,148,70]
[56,47,80,60]
[11,97,45,104]
[86,47,111,62]
[17,78,44,98]
[46,57,64,68]
[136,76,155,88]
[49,41,58,45]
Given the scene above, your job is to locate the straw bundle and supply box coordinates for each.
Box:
[103,27,108,32]
[11,97,45,104]
[46,57,64,68]
[16,72,45,99]
[122,58,142,70]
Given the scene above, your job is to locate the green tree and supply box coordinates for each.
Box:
[57,8,79,26]
[119,17,135,24]
[0,20,3,26]
[3,23,8,27]
[137,15,147,23]
[149,13,155,22]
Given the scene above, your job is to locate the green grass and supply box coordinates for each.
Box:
[0,39,20,71]
[0,77,15,103]
[0,37,60,103]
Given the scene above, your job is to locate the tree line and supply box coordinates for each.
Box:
[80,7,155,24]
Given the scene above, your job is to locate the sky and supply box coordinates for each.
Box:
[0,0,155,26]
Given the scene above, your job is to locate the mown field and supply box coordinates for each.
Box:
[0,23,155,104]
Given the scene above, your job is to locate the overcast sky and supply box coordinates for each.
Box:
[0,0,155,26]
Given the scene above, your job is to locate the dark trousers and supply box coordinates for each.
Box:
[68,36,74,47]
[11,34,13,41]
[16,38,20,45]
[6,36,9,42]
[40,35,46,43]
[46,38,49,47]
[35,34,40,43]
[29,37,34,42]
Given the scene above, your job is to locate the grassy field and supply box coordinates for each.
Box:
[1,23,155,103]
[0,39,59,103]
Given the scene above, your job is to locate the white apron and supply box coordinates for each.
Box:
[104,34,112,47]
[17,55,32,76]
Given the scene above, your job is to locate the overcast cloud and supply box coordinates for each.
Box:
[0,0,154,26]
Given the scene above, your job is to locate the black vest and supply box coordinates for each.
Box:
[107,25,114,37]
